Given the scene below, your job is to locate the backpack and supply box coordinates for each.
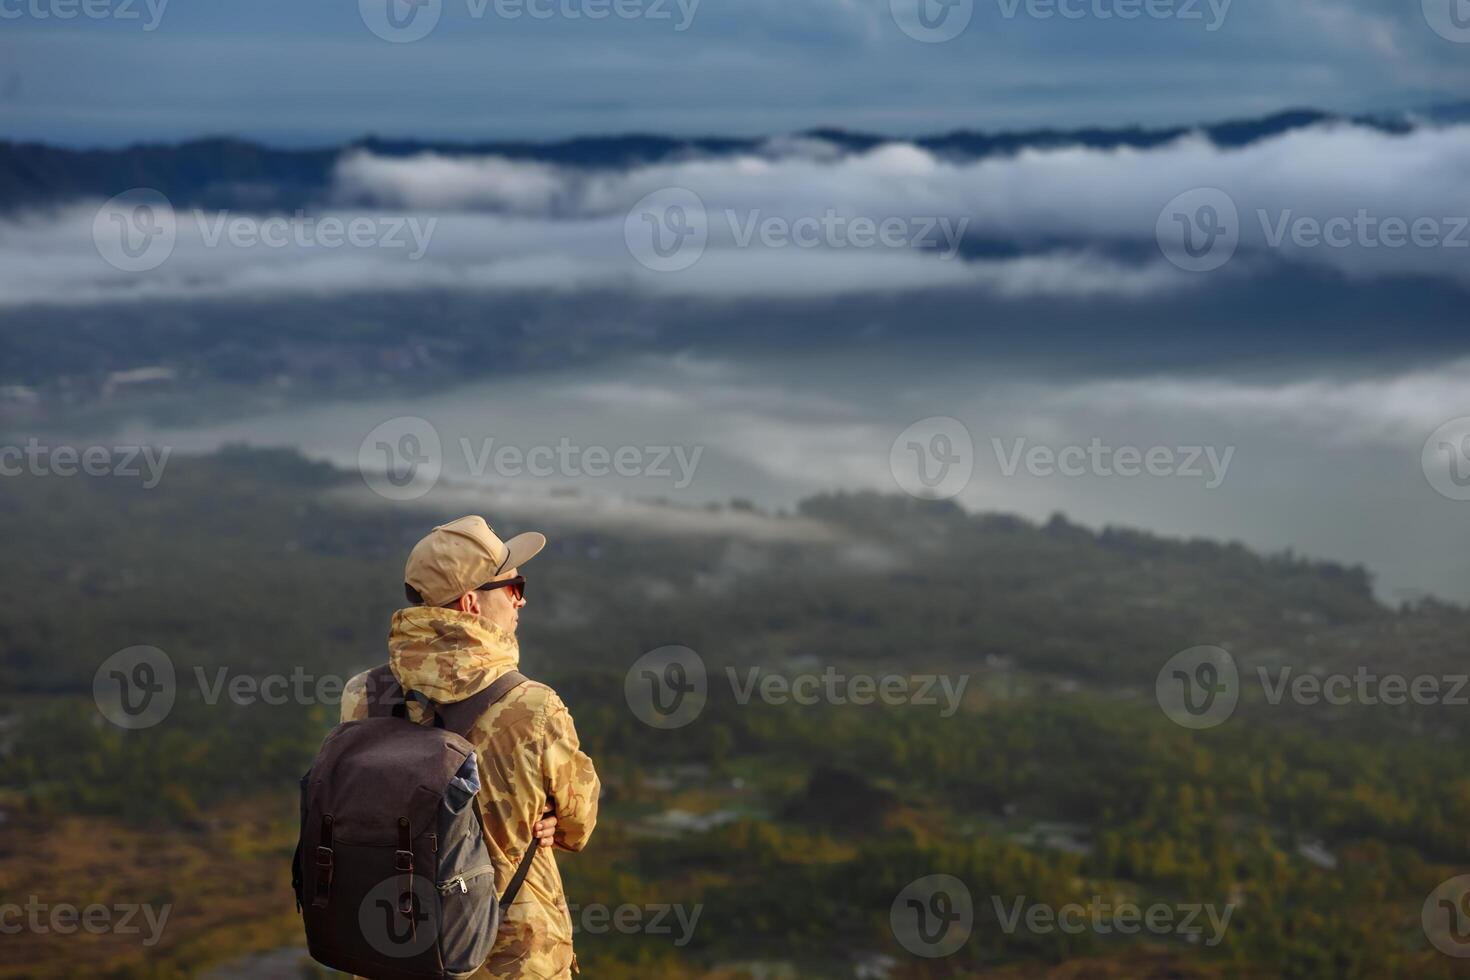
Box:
[292,666,538,980]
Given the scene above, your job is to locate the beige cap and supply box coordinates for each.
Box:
[404,516,546,607]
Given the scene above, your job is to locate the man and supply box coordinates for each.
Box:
[341,516,599,978]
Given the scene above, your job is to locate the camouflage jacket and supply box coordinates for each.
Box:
[341,607,600,978]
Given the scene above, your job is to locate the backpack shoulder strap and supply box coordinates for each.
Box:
[434,670,539,908]
[437,670,528,739]
[501,833,538,909]
[363,664,404,718]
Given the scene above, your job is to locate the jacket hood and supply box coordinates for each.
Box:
[387,605,520,705]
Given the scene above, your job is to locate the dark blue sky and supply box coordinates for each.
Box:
[2,0,1468,145]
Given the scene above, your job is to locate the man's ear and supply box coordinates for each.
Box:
[456,592,480,615]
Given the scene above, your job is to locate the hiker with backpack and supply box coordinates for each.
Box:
[295,516,600,979]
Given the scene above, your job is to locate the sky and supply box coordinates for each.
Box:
[2,0,1470,145]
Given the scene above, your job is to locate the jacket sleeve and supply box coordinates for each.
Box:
[540,691,600,852]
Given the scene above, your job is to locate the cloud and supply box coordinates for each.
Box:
[330,479,847,543]
[1051,359,1470,448]
[1296,0,1408,62]
[5,119,1470,308]
[0,203,1194,308]
[86,345,1470,601]
[333,150,568,213]
[337,120,1470,284]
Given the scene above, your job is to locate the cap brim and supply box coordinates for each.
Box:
[498,531,546,574]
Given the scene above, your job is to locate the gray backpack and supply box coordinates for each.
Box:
[293,667,537,980]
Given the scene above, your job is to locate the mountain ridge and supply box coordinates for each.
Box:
[0,105,1439,212]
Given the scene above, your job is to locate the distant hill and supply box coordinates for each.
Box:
[1,448,1447,698]
[0,107,1419,212]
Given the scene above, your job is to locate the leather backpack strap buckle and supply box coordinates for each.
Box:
[312,814,335,909]
[395,817,416,920]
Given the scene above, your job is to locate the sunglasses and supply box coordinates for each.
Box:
[475,575,526,602]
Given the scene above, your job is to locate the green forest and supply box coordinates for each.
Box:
[3,447,1469,978]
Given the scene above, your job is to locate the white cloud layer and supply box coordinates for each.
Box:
[3,120,1469,307]
[79,350,1470,601]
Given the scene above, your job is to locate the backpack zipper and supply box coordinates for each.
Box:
[438,866,495,895]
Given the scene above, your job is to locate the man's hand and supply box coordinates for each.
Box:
[534,810,557,849]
